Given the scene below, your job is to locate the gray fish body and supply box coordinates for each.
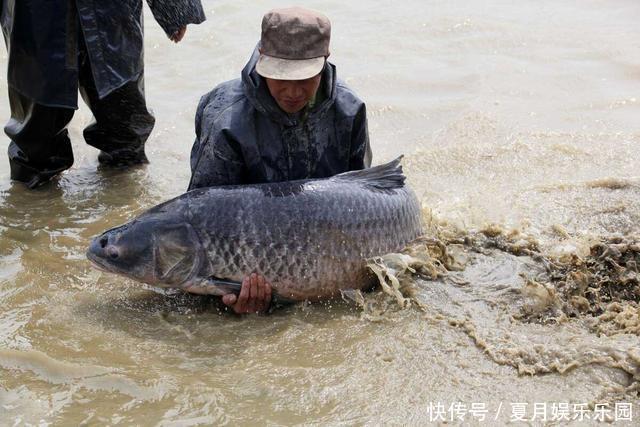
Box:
[87,158,423,301]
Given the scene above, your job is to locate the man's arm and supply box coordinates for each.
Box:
[188,136,247,190]
[188,95,247,190]
[350,103,373,169]
[146,0,206,41]
[188,130,247,190]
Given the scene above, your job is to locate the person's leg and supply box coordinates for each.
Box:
[78,46,155,166]
[4,88,75,188]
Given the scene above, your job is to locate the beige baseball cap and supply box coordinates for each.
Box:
[256,7,331,81]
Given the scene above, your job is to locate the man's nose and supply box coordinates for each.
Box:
[284,82,304,99]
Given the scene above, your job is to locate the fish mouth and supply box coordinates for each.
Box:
[86,249,163,287]
[86,250,114,273]
[86,250,137,279]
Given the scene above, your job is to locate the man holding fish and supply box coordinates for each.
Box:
[188,7,373,313]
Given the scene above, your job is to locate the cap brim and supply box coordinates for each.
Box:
[256,55,325,80]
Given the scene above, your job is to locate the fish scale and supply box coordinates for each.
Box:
[87,158,424,301]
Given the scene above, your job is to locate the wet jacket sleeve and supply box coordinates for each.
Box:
[350,103,373,169]
[188,96,247,190]
[146,0,206,37]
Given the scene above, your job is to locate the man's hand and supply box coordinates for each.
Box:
[170,26,187,43]
[222,273,272,314]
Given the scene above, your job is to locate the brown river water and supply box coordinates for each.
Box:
[1,0,639,425]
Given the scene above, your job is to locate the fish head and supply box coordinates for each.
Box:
[87,217,204,287]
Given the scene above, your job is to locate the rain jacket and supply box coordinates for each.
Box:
[188,47,372,189]
[0,0,205,108]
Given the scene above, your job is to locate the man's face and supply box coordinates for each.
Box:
[265,74,322,114]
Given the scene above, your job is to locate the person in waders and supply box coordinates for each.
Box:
[1,0,206,188]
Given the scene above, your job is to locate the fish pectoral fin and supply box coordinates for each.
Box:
[187,277,296,308]
[201,277,243,296]
[179,277,242,296]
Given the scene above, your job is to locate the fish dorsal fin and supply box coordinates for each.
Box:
[332,156,406,190]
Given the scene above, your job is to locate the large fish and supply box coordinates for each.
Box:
[86,158,423,302]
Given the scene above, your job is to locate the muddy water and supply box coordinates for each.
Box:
[1,0,639,425]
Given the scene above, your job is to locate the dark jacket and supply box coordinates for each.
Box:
[188,47,372,189]
[0,0,205,108]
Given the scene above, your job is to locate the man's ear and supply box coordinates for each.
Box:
[259,47,263,54]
